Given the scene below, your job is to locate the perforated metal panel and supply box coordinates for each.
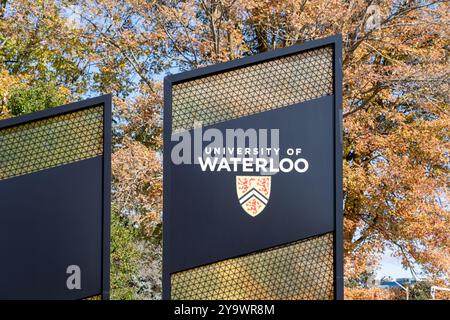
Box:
[171,233,334,300]
[0,106,103,181]
[172,46,333,132]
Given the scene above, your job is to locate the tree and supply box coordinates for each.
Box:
[7,80,69,116]
[110,207,141,300]
[345,287,403,300]
[1,0,448,299]
[0,0,100,96]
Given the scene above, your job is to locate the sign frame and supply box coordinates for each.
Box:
[163,35,343,300]
[0,95,111,300]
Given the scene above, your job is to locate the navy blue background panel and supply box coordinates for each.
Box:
[0,158,102,299]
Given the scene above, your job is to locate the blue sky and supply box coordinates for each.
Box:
[376,248,416,280]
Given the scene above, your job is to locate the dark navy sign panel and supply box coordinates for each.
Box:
[0,158,102,299]
[0,95,111,300]
[169,96,334,272]
[164,35,343,300]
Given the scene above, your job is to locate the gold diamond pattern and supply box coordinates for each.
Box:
[0,106,104,181]
[171,233,334,300]
[172,46,333,132]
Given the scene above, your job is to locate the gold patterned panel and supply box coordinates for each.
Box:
[172,46,333,132]
[0,106,103,181]
[171,233,334,300]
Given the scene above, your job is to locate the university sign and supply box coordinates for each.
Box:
[164,35,343,299]
[0,96,111,300]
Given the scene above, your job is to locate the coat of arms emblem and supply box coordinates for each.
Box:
[236,176,271,217]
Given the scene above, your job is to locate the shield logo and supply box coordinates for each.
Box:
[236,176,271,217]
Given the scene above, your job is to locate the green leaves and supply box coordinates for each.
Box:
[7,81,68,116]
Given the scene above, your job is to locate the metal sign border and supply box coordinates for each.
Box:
[163,35,343,300]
